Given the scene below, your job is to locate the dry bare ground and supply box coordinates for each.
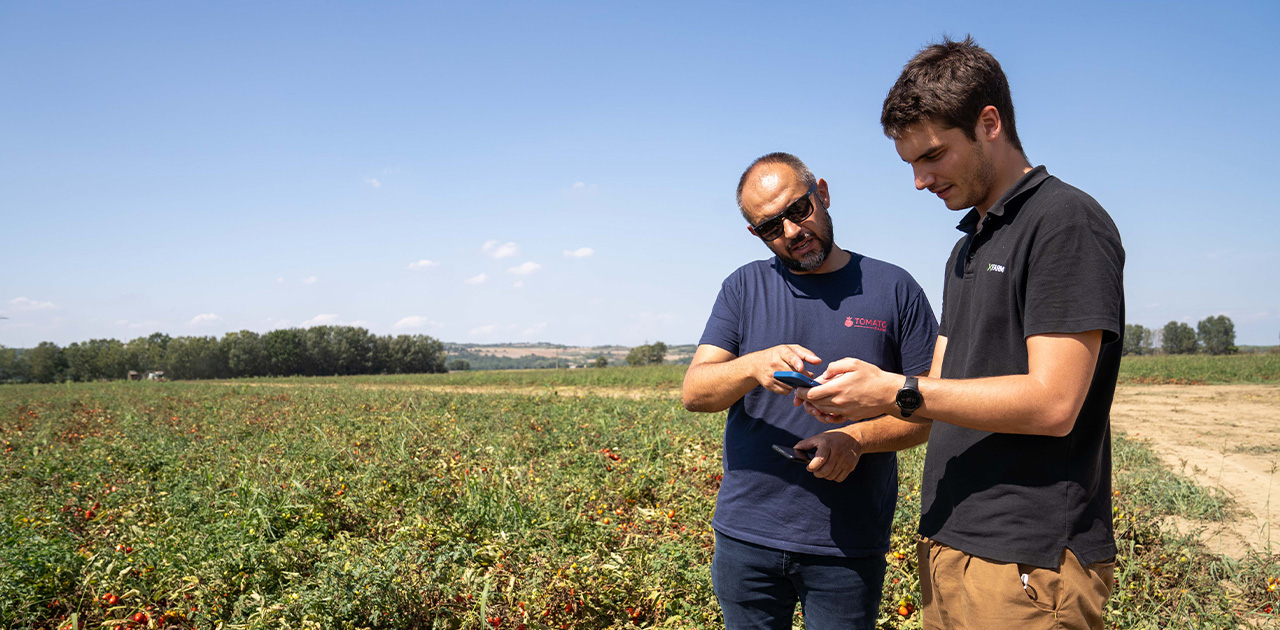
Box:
[1111,384,1280,558]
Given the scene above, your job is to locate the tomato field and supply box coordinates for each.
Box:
[2,365,1277,629]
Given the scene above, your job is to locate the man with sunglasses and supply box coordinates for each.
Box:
[682,152,938,629]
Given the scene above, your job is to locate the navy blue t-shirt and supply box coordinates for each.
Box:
[698,252,937,557]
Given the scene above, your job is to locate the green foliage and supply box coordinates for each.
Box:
[65,338,129,382]
[382,334,446,374]
[1162,321,1199,355]
[24,341,68,383]
[124,333,170,372]
[1123,324,1153,356]
[165,335,228,380]
[264,328,306,376]
[626,342,667,367]
[224,330,269,377]
[1196,315,1237,355]
[0,346,25,383]
[1119,353,1280,384]
[592,356,608,369]
[3,327,448,384]
[2,369,1277,629]
[448,359,471,371]
[0,379,722,629]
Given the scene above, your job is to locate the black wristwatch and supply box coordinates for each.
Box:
[895,376,923,418]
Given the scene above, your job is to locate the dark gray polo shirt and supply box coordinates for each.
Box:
[919,166,1125,568]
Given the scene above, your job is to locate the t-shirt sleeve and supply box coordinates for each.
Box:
[698,276,743,355]
[1024,214,1124,344]
[899,281,939,376]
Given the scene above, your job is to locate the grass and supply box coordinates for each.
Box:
[1,367,1277,629]
[1119,353,1280,384]
[230,364,687,391]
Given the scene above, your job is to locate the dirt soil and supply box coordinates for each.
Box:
[1111,384,1280,558]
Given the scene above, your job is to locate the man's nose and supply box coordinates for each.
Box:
[914,167,934,191]
[782,217,805,239]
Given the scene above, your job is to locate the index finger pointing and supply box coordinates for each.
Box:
[789,345,821,367]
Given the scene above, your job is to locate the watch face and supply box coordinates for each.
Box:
[897,388,923,410]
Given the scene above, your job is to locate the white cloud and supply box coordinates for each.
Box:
[394,315,444,330]
[513,281,524,289]
[469,324,499,336]
[262,317,293,329]
[277,277,286,284]
[563,247,595,258]
[302,314,341,327]
[482,241,519,259]
[407,259,440,270]
[6,297,57,312]
[364,177,382,188]
[189,313,220,326]
[572,181,586,189]
[522,323,547,336]
[302,276,319,285]
[507,261,542,276]
[465,273,488,285]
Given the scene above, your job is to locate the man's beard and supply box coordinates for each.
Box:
[779,223,835,273]
[949,140,998,211]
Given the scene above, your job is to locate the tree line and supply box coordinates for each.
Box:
[1123,315,1237,356]
[625,341,667,366]
[0,326,447,383]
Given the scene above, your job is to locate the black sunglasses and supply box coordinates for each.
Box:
[751,182,817,242]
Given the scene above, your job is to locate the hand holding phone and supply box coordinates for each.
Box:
[773,370,820,389]
[772,443,815,463]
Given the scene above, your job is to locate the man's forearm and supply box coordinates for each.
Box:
[839,415,930,453]
[682,359,759,412]
[808,332,1103,437]
[683,344,821,413]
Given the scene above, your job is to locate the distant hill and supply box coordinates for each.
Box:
[442,342,695,370]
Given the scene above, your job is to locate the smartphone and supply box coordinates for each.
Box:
[773,370,820,388]
[772,443,815,463]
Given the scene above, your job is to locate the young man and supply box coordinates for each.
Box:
[682,152,937,629]
[796,37,1124,629]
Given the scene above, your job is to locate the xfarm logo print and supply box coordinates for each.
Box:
[987,263,1006,273]
[844,315,887,333]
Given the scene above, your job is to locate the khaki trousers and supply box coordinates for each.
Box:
[917,538,1115,630]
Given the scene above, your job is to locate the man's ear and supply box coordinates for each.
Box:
[977,105,1002,142]
[747,225,759,237]
[816,178,831,208]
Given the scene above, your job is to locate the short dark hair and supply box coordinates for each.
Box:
[881,35,1024,156]
[736,152,816,220]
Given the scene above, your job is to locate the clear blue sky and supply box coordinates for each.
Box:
[3,1,1278,348]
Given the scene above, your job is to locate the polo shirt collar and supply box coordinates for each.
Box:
[955,165,1051,234]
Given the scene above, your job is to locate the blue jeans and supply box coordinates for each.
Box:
[712,531,885,630]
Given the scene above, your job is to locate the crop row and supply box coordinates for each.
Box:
[0,377,1276,629]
